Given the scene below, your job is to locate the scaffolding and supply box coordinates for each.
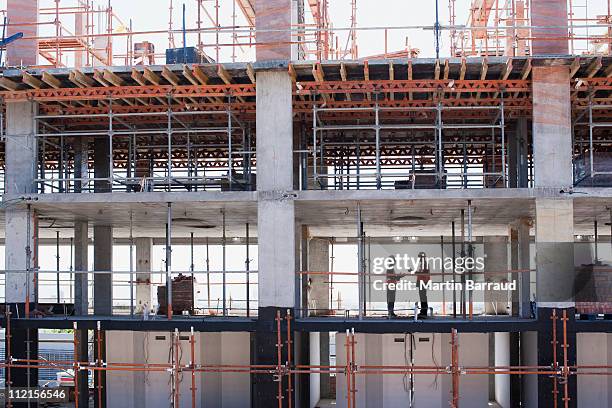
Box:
[0,308,609,407]
[450,0,612,57]
[34,102,254,193]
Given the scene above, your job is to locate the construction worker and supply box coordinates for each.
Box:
[386,255,400,318]
[416,251,430,318]
[386,255,411,318]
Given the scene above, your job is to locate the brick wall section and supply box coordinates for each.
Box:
[6,0,38,66]
[531,0,569,55]
[576,265,612,314]
[254,0,293,61]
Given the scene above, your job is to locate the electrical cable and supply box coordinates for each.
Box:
[402,332,416,407]
[430,333,439,390]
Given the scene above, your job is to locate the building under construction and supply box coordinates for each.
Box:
[0,0,611,407]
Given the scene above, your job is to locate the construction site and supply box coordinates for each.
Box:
[0,0,611,407]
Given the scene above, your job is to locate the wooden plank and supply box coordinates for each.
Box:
[456,57,466,98]
[288,64,297,83]
[585,56,602,78]
[500,58,513,80]
[570,57,581,78]
[42,72,62,89]
[0,77,19,91]
[131,68,147,86]
[182,66,199,86]
[340,62,351,101]
[71,69,95,87]
[246,63,256,84]
[217,65,244,102]
[162,66,181,86]
[476,58,489,99]
[192,65,210,85]
[143,67,161,85]
[22,72,43,89]
[443,59,450,80]
[389,62,395,101]
[407,59,413,100]
[103,69,124,87]
[217,64,233,84]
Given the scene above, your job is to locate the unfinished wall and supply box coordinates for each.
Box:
[106,331,250,408]
[522,331,539,407]
[336,333,488,408]
[6,0,38,66]
[577,333,612,407]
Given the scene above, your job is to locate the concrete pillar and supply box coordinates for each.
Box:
[494,332,511,408]
[511,218,531,318]
[6,0,38,67]
[535,199,574,309]
[74,6,84,68]
[4,100,37,303]
[256,70,295,310]
[516,118,529,188]
[308,238,329,315]
[508,119,529,188]
[94,135,111,193]
[254,68,295,407]
[74,137,89,192]
[74,221,89,315]
[532,65,572,188]
[531,0,569,55]
[484,236,509,315]
[73,220,89,408]
[535,199,576,407]
[94,225,113,315]
[4,100,39,405]
[135,238,153,314]
[254,0,297,61]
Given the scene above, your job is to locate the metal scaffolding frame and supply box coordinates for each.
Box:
[572,97,612,184]
[311,100,508,190]
[0,308,609,407]
[33,103,254,193]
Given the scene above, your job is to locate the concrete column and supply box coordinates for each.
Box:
[256,70,295,309]
[74,137,89,192]
[94,135,111,193]
[5,100,38,303]
[484,236,509,315]
[73,220,89,408]
[535,199,574,309]
[254,68,295,407]
[254,0,297,61]
[494,332,511,408]
[74,221,89,315]
[6,0,38,67]
[535,198,576,408]
[94,226,113,315]
[516,118,529,188]
[4,100,39,404]
[511,218,532,318]
[74,6,84,68]
[135,238,153,314]
[531,0,569,55]
[308,238,329,316]
[532,65,572,188]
